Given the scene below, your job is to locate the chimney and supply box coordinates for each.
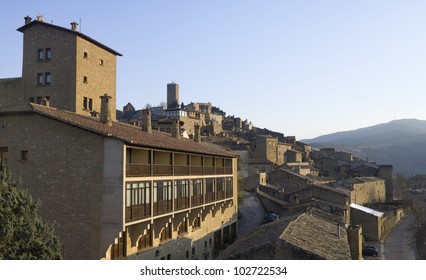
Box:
[24,16,32,25]
[172,119,180,139]
[347,225,363,260]
[40,97,50,107]
[99,94,112,126]
[194,124,201,143]
[142,109,152,133]
[70,21,78,32]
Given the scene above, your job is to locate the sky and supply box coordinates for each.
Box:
[1,0,426,139]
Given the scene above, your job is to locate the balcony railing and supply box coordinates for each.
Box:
[174,197,190,211]
[174,165,190,176]
[192,194,203,207]
[153,164,172,176]
[125,204,151,222]
[126,164,150,177]
[126,164,233,177]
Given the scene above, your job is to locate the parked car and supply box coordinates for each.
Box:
[362,246,379,257]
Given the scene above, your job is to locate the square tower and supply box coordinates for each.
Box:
[167,82,179,109]
[17,17,122,120]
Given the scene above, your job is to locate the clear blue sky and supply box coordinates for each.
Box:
[2,1,426,139]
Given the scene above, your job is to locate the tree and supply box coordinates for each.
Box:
[0,170,62,259]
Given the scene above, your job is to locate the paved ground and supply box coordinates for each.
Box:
[364,214,418,260]
[384,214,418,260]
[237,190,265,237]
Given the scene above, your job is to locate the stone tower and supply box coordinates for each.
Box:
[17,16,122,120]
[167,82,179,109]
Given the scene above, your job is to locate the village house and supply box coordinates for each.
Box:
[0,16,238,260]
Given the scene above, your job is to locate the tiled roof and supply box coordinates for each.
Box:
[17,20,122,56]
[280,213,351,260]
[220,211,351,260]
[0,103,236,157]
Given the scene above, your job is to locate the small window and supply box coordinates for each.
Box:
[83,52,88,59]
[186,251,189,259]
[83,97,88,110]
[99,59,104,66]
[83,76,88,83]
[192,247,195,255]
[38,49,43,61]
[45,48,52,60]
[88,98,93,111]
[209,238,212,247]
[21,150,28,161]
[45,72,51,85]
[37,73,43,85]
[204,241,207,248]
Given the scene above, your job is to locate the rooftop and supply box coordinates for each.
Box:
[221,211,351,260]
[344,177,384,184]
[17,19,122,56]
[0,103,235,158]
[350,203,384,217]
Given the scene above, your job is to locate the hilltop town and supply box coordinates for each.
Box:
[1,15,424,260]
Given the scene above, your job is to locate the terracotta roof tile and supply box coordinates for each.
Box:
[0,103,236,157]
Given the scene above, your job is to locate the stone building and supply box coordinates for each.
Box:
[0,16,122,119]
[220,210,351,260]
[0,102,238,260]
[409,174,426,189]
[340,177,386,205]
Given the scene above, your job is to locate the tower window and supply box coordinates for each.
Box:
[88,98,93,111]
[83,97,88,110]
[99,59,104,66]
[83,52,88,59]
[38,49,43,61]
[21,150,28,161]
[83,76,88,83]
[45,72,51,85]
[46,48,52,60]
[37,73,43,85]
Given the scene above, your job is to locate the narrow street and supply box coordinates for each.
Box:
[238,190,265,237]
[383,214,419,260]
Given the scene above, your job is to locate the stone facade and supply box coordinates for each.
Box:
[4,17,121,120]
[0,104,239,260]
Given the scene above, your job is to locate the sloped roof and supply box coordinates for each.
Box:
[220,211,351,260]
[17,20,122,56]
[0,103,235,157]
[280,213,351,260]
[345,177,384,184]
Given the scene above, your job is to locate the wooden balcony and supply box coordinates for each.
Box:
[126,163,233,177]
[126,164,150,177]
[153,164,172,176]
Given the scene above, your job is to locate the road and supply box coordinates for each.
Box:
[384,214,418,260]
[238,190,265,237]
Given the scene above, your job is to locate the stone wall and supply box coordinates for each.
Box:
[0,78,24,107]
[0,113,110,259]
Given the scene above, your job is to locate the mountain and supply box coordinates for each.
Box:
[303,119,426,176]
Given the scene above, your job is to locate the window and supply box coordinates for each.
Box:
[0,147,8,171]
[21,150,28,161]
[45,72,51,85]
[83,52,88,59]
[204,241,207,248]
[37,73,43,85]
[99,59,104,66]
[88,98,93,111]
[125,182,151,221]
[192,247,195,255]
[153,181,172,215]
[38,49,43,61]
[174,180,189,210]
[186,251,189,259]
[83,76,88,83]
[167,254,171,260]
[83,97,88,110]
[45,48,52,60]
